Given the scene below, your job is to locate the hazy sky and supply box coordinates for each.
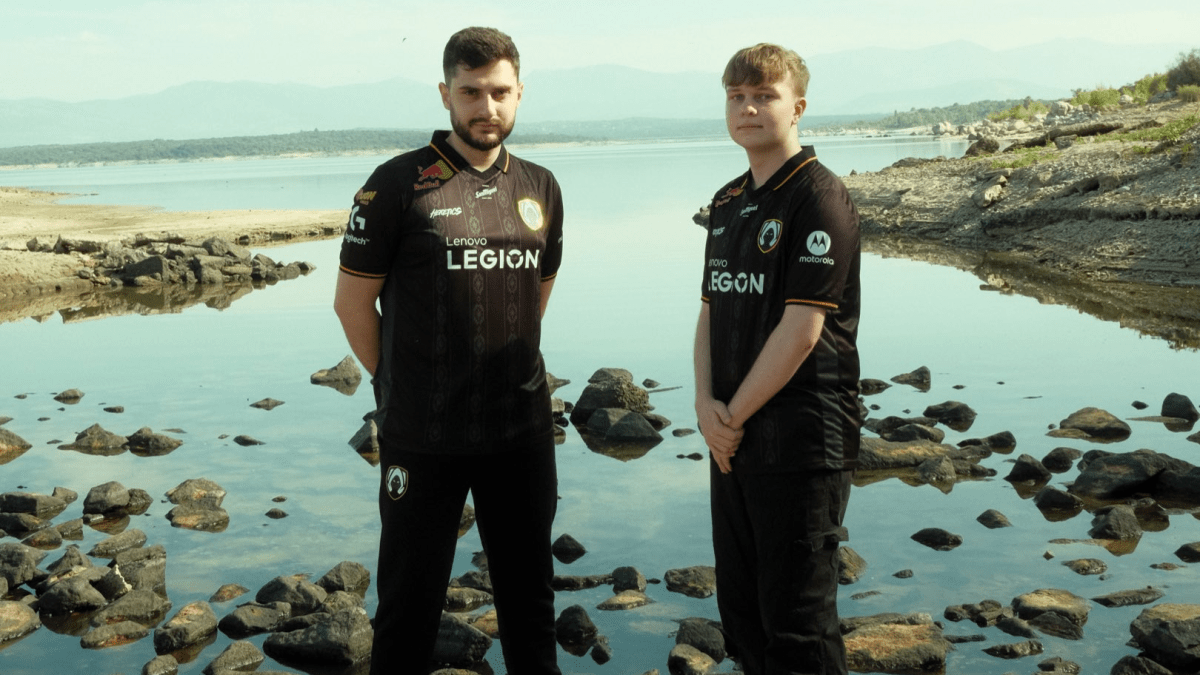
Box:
[4,0,1197,102]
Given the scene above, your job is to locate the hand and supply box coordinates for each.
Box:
[696,397,744,474]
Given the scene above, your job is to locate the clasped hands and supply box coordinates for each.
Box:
[696,397,744,474]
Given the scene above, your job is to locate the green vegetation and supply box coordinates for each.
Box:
[988,99,1051,122]
[1167,48,1200,90]
[1179,85,1200,103]
[1103,114,1200,145]
[862,100,1044,129]
[1070,87,1122,109]
[990,147,1057,170]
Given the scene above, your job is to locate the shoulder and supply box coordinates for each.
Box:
[507,153,558,183]
[710,174,749,211]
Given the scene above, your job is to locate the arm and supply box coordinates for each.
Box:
[333,271,386,377]
[726,303,826,429]
[693,303,744,474]
[539,277,556,319]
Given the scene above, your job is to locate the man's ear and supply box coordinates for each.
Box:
[515,81,524,108]
[794,96,807,124]
[438,82,451,111]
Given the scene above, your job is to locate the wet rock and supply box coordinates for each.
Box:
[676,617,726,663]
[1062,558,1107,576]
[126,428,183,457]
[976,509,1012,528]
[250,398,285,410]
[1089,504,1142,541]
[165,504,229,532]
[39,575,109,615]
[219,602,289,637]
[1129,603,1200,670]
[1033,486,1084,513]
[916,456,955,484]
[84,480,132,515]
[445,586,493,612]
[860,378,890,395]
[81,620,150,649]
[210,584,249,604]
[668,643,717,675]
[613,566,647,593]
[555,604,598,647]
[0,512,48,538]
[53,388,85,403]
[348,417,381,465]
[46,544,91,575]
[569,376,650,425]
[154,601,218,654]
[1071,449,1193,500]
[310,355,362,396]
[141,654,179,675]
[256,574,328,615]
[1110,654,1175,675]
[589,367,633,384]
[265,508,287,519]
[672,428,697,438]
[233,435,264,446]
[983,639,1043,658]
[1006,454,1052,483]
[112,544,167,592]
[467,609,499,638]
[1029,610,1085,639]
[1052,407,1131,441]
[1093,587,1165,608]
[911,528,962,551]
[597,590,652,611]
[126,489,153,515]
[0,428,33,464]
[923,400,977,431]
[165,478,225,508]
[552,533,587,564]
[838,546,868,584]
[1038,656,1081,674]
[552,574,612,591]
[1042,447,1082,472]
[843,615,949,673]
[263,606,373,667]
[92,565,133,601]
[587,408,663,443]
[1157,467,1200,505]
[996,615,1038,638]
[883,423,945,444]
[1012,588,1090,628]
[890,366,931,391]
[958,430,1017,453]
[91,589,171,627]
[1162,392,1199,421]
[1175,542,1200,563]
[202,640,264,674]
[451,570,492,594]
[857,437,982,471]
[590,635,613,664]
[89,528,147,558]
[317,561,370,596]
[642,412,672,431]
[52,486,78,504]
[61,424,129,454]
[664,566,717,599]
[56,518,84,541]
[0,601,41,642]
[0,492,68,519]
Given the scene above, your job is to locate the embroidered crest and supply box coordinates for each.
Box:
[385,465,409,501]
[714,186,744,208]
[417,161,453,182]
[517,198,545,231]
[758,219,782,253]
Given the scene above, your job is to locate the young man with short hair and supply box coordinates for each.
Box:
[335,26,563,674]
[694,43,861,675]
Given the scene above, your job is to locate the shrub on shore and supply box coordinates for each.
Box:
[1167,49,1200,91]
[1178,85,1200,104]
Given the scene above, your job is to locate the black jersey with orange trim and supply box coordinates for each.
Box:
[701,146,861,472]
[340,130,564,454]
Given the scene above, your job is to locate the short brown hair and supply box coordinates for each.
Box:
[722,43,809,98]
[443,27,521,82]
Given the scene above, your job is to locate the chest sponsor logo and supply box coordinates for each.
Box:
[429,207,463,219]
[353,189,376,206]
[711,226,725,237]
[446,247,541,271]
[740,204,758,217]
[475,186,498,199]
[414,160,454,190]
[800,230,835,265]
[757,219,781,253]
[714,186,744,208]
[517,198,545,231]
[707,268,765,295]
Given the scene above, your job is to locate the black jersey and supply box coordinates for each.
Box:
[340,131,564,454]
[702,147,861,472]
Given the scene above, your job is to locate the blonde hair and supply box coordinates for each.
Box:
[722,43,809,98]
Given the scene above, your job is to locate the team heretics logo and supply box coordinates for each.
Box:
[518,198,545,231]
[806,230,831,256]
[385,465,409,501]
[758,219,782,253]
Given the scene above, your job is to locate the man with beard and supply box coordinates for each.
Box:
[335,26,563,674]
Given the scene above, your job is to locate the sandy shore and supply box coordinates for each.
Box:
[0,186,344,316]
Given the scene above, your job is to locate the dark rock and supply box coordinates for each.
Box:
[597,590,653,610]
[1037,656,1081,673]
[126,488,153,515]
[445,586,493,612]
[612,566,647,593]
[1062,558,1107,576]
[983,639,1043,658]
[47,545,91,575]
[317,561,370,595]
[555,604,598,647]
[451,570,492,594]
[233,435,265,446]
[39,575,109,614]
[1028,609,1084,639]
[552,574,612,591]
[570,377,650,425]
[1012,588,1090,628]
[883,423,945,444]
[664,566,717,599]
[1162,393,1200,421]
[1129,604,1200,670]
[91,589,172,627]
[676,617,726,663]
[860,379,891,395]
[844,616,949,673]
[1089,504,1142,541]
[263,607,373,667]
[83,481,131,514]
[552,533,587,564]
[165,504,229,532]
[61,424,128,454]
[0,600,41,642]
[310,355,363,396]
[589,368,633,384]
[1093,587,1165,608]
[890,366,931,391]
[956,430,1016,453]
[1158,467,1200,505]
[256,574,328,614]
[0,492,68,519]
[112,544,167,592]
[250,398,285,410]
[1053,407,1131,440]
[1042,447,1082,472]
[0,512,48,538]
[923,400,977,431]
[976,509,1012,529]
[1175,542,1200,563]
[81,620,150,649]
[672,428,697,438]
[996,615,1038,638]
[1005,454,1052,483]
[910,528,962,551]
[1110,654,1175,675]
[0,428,33,463]
[265,508,287,519]
[53,388,85,403]
[154,601,218,654]
[838,546,868,584]
[894,569,914,579]
[1033,486,1084,513]
[219,603,288,637]
[88,528,147,558]
[1071,449,1194,500]
[202,640,264,675]
[126,428,183,457]
[668,643,717,675]
[590,634,613,664]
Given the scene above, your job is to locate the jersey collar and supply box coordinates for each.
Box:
[430,130,511,175]
[754,145,818,194]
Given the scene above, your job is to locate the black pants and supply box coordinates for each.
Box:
[710,462,853,675]
[370,440,561,675]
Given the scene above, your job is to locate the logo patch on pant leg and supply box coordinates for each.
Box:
[385,465,409,501]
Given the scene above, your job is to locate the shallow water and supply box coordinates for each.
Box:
[3,138,1200,675]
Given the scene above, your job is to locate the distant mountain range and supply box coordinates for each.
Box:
[0,38,1184,148]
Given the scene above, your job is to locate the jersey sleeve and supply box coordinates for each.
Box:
[539,174,565,281]
[338,165,407,279]
[782,179,859,311]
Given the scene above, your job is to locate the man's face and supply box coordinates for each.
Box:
[439,58,523,153]
[725,72,806,152]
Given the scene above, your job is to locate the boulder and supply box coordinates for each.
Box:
[0,543,48,590]
[90,589,172,627]
[317,561,371,595]
[154,601,218,654]
[1052,407,1131,441]
[81,620,150,649]
[844,617,949,673]
[1093,587,1165,608]
[1070,450,1193,500]
[263,607,373,667]
[83,481,132,514]
[89,528,148,558]
[112,544,167,593]
[612,566,647,593]
[1157,467,1200,505]
[1088,504,1142,541]
[256,574,328,614]
[202,640,264,675]
[126,428,183,456]
[667,644,717,675]
[1062,559,1107,576]
[39,575,109,615]
[0,492,68,519]
[983,639,1043,659]
[555,604,598,647]
[310,355,362,396]
[976,509,1012,529]
[838,546,868,585]
[0,601,41,642]
[597,590,653,611]
[1005,454,1052,483]
[1012,588,1090,628]
[1162,393,1199,421]
[664,566,717,599]
[552,534,587,564]
[219,603,289,637]
[0,428,33,464]
[910,528,962,551]
[165,504,229,532]
[1042,447,1082,472]
[676,617,726,663]
[62,425,129,455]
[569,378,650,425]
[923,401,977,431]
[890,366,931,391]
[165,478,226,508]
[1129,603,1200,670]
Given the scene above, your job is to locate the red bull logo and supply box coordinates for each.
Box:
[418,161,453,182]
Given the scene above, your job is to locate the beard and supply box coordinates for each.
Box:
[450,114,514,153]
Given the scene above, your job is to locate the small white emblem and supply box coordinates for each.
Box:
[518,198,545,231]
[758,219,782,253]
[806,230,831,256]
[385,466,409,501]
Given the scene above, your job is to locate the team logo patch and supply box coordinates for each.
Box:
[758,219,782,253]
[418,161,453,182]
[806,230,831,256]
[385,465,409,501]
[714,186,743,208]
[354,189,376,206]
[517,198,545,231]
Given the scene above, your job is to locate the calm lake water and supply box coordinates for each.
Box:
[2,136,1200,675]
